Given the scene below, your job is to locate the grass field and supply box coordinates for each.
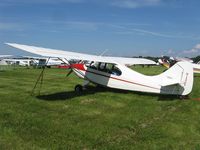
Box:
[1,66,200,149]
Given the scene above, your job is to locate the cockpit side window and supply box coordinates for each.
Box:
[89,61,97,70]
[110,65,122,76]
[87,62,122,76]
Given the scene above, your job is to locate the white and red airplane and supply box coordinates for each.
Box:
[6,43,194,96]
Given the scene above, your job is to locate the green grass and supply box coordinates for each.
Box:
[0,66,200,149]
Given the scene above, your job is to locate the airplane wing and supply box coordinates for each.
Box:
[5,43,156,65]
[105,57,156,65]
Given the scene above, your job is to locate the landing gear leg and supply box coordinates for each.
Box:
[82,80,90,90]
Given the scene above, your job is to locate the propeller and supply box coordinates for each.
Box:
[57,58,75,77]
[66,67,73,77]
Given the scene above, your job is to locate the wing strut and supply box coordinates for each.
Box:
[31,57,50,96]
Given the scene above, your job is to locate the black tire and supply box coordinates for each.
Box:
[75,84,83,93]
[179,95,189,100]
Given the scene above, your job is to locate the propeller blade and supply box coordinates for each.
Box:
[66,69,73,77]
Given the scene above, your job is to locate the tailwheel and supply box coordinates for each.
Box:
[179,95,189,100]
[75,84,83,93]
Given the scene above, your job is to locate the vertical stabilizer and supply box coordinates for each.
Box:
[157,62,193,95]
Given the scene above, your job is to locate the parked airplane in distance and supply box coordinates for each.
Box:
[159,56,200,73]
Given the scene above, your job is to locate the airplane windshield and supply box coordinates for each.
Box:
[86,62,122,76]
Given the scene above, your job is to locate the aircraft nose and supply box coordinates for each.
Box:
[71,64,85,71]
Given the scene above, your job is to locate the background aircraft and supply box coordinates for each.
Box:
[159,56,200,73]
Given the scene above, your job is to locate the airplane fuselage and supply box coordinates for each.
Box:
[71,63,193,96]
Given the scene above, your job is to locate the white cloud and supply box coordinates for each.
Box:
[195,44,200,49]
[111,0,161,8]
[1,19,199,41]
[183,43,200,54]
[167,49,175,55]
[41,20,200,40]
[111,24,200,39]
[183,49,199,54]
[131,28,173,37]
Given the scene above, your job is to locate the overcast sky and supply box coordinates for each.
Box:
[1,0,200,57]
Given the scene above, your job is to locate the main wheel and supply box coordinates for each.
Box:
[75,84,83,93]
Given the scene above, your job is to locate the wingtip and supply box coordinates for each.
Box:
[5,43,19,47]
[5,42,13,45]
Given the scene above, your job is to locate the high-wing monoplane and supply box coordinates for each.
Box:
[6,43,194,96]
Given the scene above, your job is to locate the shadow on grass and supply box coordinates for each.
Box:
[37,86,108,101]
[194,75,200,78]
[157,95,181,101]
[133,91,180,101]
[0,70,6,72]
[36,85,180,101]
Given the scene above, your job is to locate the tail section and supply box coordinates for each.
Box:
[157,62,193,95]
